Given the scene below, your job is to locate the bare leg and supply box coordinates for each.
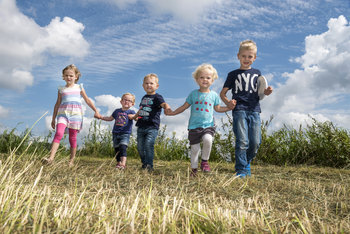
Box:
[69,147,77,167]
[47,142,60,163]
[120,156,127,167]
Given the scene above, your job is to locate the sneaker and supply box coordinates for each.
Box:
[141,164,147,169]
[190,168,198,177]
[246,163,251,176]
[146,164,154,173]
[236,172,246,178]
[200,161,211,172]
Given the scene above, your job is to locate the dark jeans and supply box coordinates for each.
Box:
[137,126,158,168]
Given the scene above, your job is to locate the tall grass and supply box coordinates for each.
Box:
[1,116,350,168]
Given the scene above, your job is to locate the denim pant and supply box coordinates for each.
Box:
[233,110,261,175]
[137,126,158,168]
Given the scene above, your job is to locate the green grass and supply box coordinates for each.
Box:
[0,154,349,233]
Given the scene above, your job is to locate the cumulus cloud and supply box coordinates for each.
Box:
[262,15,350,130]
[0,105,10,118]
[0,0,89,91]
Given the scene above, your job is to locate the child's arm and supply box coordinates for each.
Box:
[81,88,101,119]
[167,102,191,116]
[128,113,136,120]
[133,110,140,120]
[160,102,172,115]
[100,116,114,121]
[214,104,235,113]
[51,91,62,129]
[220,87,236,110]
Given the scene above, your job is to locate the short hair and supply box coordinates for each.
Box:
[62,64,81,83]
[238,40,257,55]
[192,63,218,81]
[121,93,135,104]
[143,73,159,84]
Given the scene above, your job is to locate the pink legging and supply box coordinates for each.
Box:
[53,123,78,148]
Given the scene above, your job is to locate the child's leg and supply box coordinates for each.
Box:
[190,143,200,169]
[201,134,213,161]
[48,123,66,162]
[143,127,158,169]
[233,111,249,175]
[200,134,213,172]
[137,128,146,167]
[68,128,78,166]
[118,144,128,166]
[114,147,120,163]
[246,112,261,163]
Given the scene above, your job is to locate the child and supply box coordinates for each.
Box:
[134,73,171,172]
[43,64,101,167]
[220,40,273,177]
[99,93,136,169]
[167,64,234,176]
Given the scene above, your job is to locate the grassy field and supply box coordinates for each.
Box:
[0,154,349,233]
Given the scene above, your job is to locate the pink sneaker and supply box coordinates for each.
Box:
[200,161,211,172]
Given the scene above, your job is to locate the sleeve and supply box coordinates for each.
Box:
[185,90,194,105]
[223,73,232,89]
[157,94,165,106]
[213,91,220,106]
[79,83,84,91]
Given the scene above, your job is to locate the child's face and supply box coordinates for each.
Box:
[237,49,256,70]
[63,69,78,86]
[120,94,134,109]
[142,76,159,95]
[196,69,214,90]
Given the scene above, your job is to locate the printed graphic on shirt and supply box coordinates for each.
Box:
[194,100,212,113]
[234,72,259,94]
[115,112,128,126]
[139,97,154,120]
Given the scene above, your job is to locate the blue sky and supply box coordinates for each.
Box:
[1,0,350,140]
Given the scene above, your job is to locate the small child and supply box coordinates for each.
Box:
[44,64,101,166]
[220,40,273,177]
[134,73,171,172]
[167,64,234,176]
[99,93,136,169]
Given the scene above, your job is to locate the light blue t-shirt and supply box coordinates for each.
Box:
[186,90,220,130]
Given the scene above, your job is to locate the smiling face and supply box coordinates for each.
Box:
[63,69,78,87]
[142,76,159,95]
[120,94,135,110]
[196,68,214,92]
[237,49,256,70]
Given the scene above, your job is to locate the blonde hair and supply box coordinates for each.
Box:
[143,73,159,84]
[122,93,135,104]
[238,40,257,55]
[62,64,81,83]
[192,63,218,81]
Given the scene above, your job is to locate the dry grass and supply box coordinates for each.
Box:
[0,154,349,233]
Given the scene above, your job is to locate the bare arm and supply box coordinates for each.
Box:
[51,91,62,129]
[220,87,236,109]
[80,87,101,118]
[214,104,233,113]
[167,102,191,116]
[128,113,136,120]
[100,116,114,121]
[161,102,172,115]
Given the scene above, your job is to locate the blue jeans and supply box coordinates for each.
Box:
[233,111,261,175]
[137,127,158,168]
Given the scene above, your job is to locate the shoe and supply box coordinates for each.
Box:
[200,161,211,172]
[146,164,154,173]
[246,163,251,176]
[141,164,147,169]
[236,173,246,178]
[190,168,198,177]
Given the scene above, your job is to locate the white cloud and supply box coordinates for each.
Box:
[263,15,350,131]
[0,0,89,91]
[0,105,10,118]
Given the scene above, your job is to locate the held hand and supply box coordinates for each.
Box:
[94,112,102,119]
[227,99,236,110]
[164,108,172,116]
[264,86,273,96]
